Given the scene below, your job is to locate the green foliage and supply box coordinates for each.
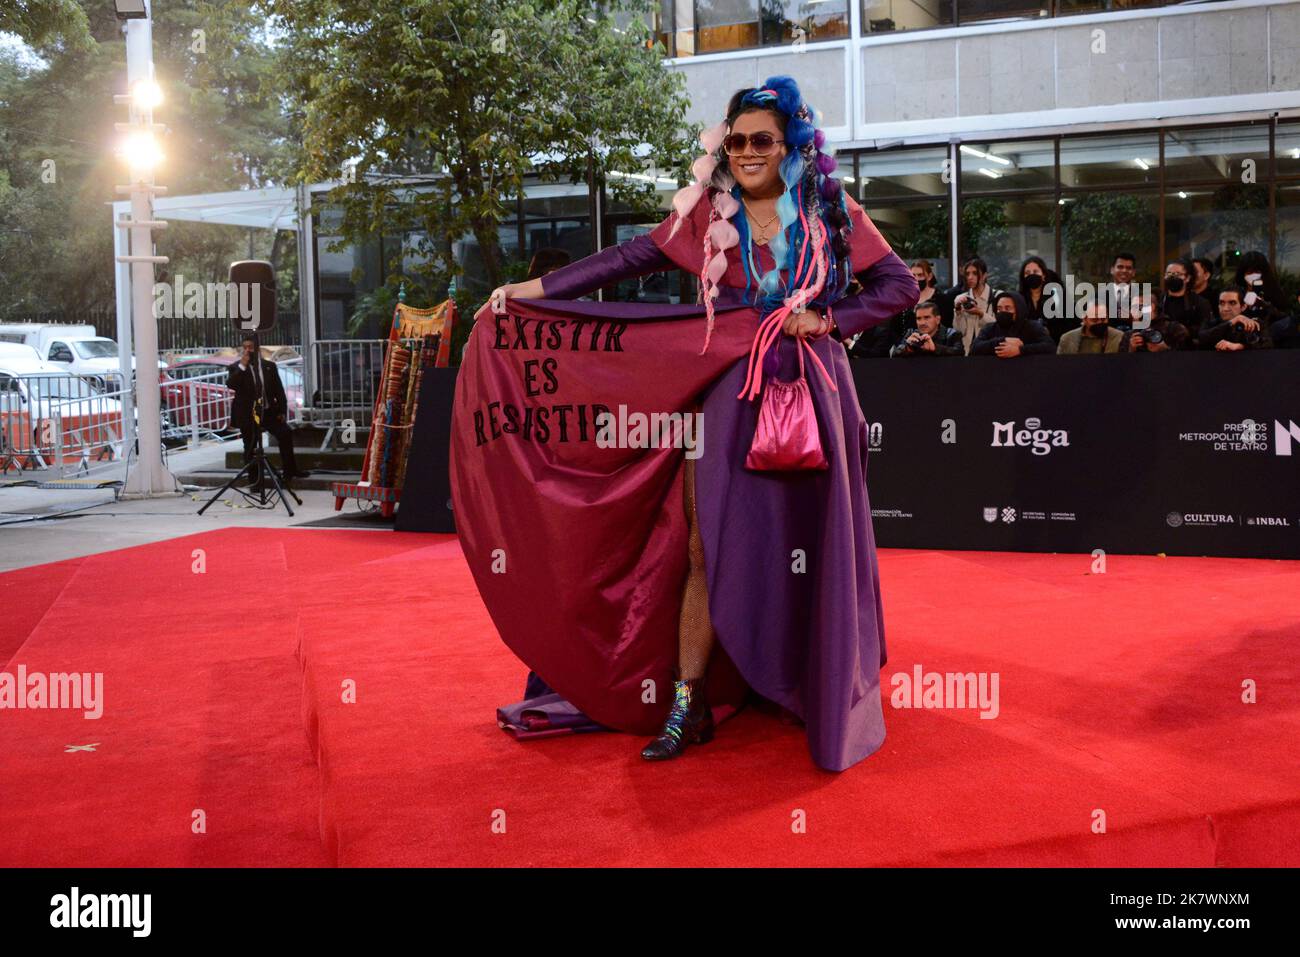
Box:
[1062,192,1158,280]
[0,0,293,318]
[0,0,92,50]
[267,0,697,303]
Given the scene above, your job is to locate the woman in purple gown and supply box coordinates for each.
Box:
[485,76,918,771]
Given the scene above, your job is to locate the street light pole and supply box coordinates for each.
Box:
[114,0,177,497]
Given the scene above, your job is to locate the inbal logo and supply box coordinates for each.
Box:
[991,417,1069,456]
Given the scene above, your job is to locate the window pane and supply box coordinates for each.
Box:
[860,0,953,33]
[695,0,761,52]
[1057,0,1162,14]
[960,140,1055,193]
[1164,184,1269,273]
[957,0,1049,26]
[607,222,683,304]
[1060,191,1160,285]
[1162,124,1271,186]
[861,201,953,286]
[1275,121,1300,179]
[856,146,949,201]
[523,194,590,219]
[1269,183,1300,304]
[1059,132,1160,189]
[961,195,1056,289]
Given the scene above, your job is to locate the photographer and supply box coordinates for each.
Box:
[890,302,964,357]
[947,256,996,354]
[1199,287,1273,351]
[1019,255,1067,340]
[227,336,308,485]
[1058,301,1124,354]
[970,290,1055,358]
[1233,251,1286,314]
[1159,259,1213,343]
[1119,292,1189,353]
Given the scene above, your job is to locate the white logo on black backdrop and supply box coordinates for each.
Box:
[991,417,1069,456]
[1179,417,1279,453]
[864,421,884,452]
[1166,512,1237,528]
[1275,419,1300,456]
[983,507,997,523]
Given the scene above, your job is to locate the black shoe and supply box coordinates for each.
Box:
[641,677,713,761]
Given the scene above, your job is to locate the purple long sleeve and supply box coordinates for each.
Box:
[540,234,675,300]
[831,251,919,340]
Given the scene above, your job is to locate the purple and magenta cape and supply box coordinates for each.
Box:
[451,193,918,770]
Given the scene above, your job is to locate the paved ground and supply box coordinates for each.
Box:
[0,437,382,573]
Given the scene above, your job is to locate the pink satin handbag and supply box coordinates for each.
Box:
[744,335,829,472]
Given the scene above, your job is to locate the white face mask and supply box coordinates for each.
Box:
[1245,272,1263,285]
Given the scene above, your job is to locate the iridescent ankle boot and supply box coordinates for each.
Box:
[641,677,714,761]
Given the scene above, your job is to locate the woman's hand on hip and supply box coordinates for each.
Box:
[783,307,825,338]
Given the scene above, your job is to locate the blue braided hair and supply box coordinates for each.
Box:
[715,76,854,320]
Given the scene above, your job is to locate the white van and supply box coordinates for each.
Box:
[0,324,164,390]
[0,351,124,464]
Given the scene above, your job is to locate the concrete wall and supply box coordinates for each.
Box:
[664,0,1300,144]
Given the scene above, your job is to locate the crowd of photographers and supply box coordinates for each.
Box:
[848,250,1300,358]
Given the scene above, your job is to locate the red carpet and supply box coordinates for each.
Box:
[2,528,1297,867]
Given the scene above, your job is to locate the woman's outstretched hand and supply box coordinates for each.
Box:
[488,277,545,316]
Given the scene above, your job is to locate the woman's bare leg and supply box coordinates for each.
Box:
[678,454,716,680]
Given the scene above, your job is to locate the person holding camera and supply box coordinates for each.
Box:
[947,256,996,354]
[227,336,308,485]
[889,301,963,357]
[1198,287,1273,351]
[1058,301,1124,354]
[1119,292,1189,352]
[970,290,1055,358]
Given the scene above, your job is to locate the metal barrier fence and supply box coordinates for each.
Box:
[1,373,126,476]
[0,368,254,478]
[306,339,391,446]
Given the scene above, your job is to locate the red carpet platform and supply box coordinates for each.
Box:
[2,528,1297,867]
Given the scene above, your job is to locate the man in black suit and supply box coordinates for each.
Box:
[227,336,306,485]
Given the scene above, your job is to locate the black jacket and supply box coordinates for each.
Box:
[970,292,1056,356]
[890,324,964,357]
[227,357,288,429]
[1159,292,1213,342]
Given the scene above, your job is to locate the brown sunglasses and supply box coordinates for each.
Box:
[722,132,786,156]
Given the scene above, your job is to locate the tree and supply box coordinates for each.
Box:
[268,0,697,300]
[0,0,91,50]
[0,1,293,318]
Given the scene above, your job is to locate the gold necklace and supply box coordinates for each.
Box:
[741,196,780,244]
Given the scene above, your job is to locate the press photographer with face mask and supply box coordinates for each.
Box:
[1158,259,1213,343]
[969,290,1056,358]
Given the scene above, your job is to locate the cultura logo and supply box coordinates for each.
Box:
[991,417,1069,456]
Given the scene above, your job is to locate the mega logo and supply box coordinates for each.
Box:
[991,417,1069,456]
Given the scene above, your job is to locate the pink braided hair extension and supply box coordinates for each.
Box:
[737,202,837,401]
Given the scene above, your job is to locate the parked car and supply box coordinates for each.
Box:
[0,353,123,465]
[159,356,236,432]
[0,323,165,391]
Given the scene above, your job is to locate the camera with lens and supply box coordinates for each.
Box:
[897,331,927,353]
[1226,320,1261,346]
[1130,327,1164,350]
